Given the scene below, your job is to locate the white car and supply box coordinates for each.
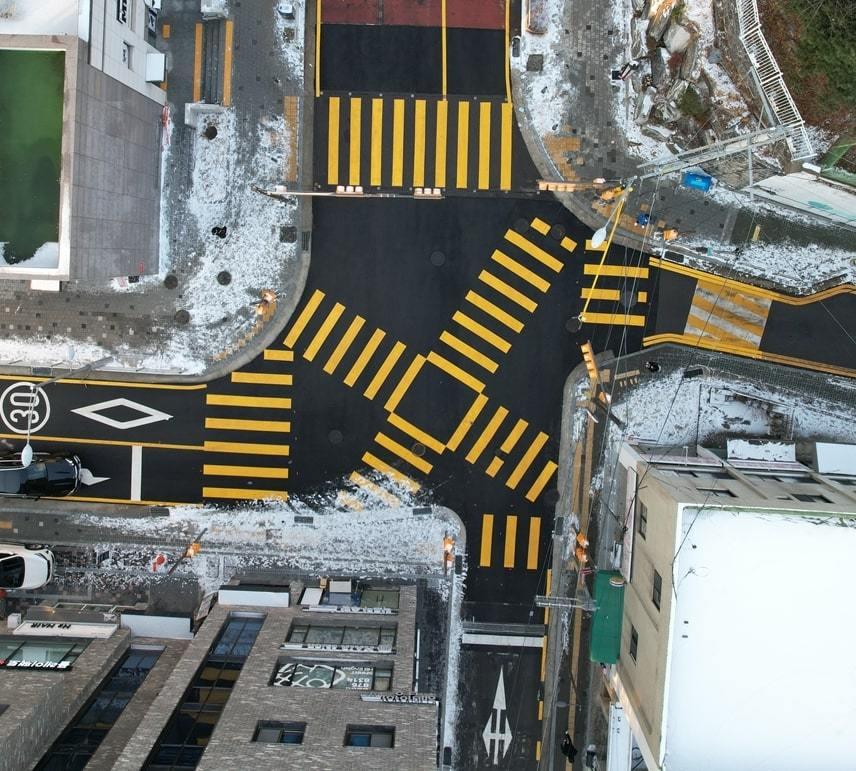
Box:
[0,544,54,590]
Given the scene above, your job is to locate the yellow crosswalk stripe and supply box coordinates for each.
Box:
[527,517,541,569]
[362,452,420,493]
[456,101,469,189]
[344,328,386,387]
[638,291,648,302]
[205,417,291,433]
[506,431,549,490]
[231,372,293,386]
[584,239,607,252]
[504,229,564,272]
[525,460,558,502]
[375,432,433,474]
[387,413,446,455]
[685,312,757,345]
[204,440,288,456]
[413,99,426,187]
[283,289,325,348]
[691,294,767,335]
[561,236,577,252]
[699,282,770,314]
[491,249,550,292]
[439,331,498,373]
[349,97,361,185]
[500,102,512,190]
[452,311,512,353]
[206,394,292,409]
[435,99,448,187]
[324,315,365,374]
[478,271,538,312]
[327,96,340,185]
[480,513,494,567]
[370,98,383,186]
[581,288,621,301]
[350,471,400,507]
[478,101,491,189]
[338,492,364,511]
[582,311,646,327]
[500,418,528,454]
[392,98,405,187]
[504,515,518,567]
[446,393,489,451]
[203,464,289,479]
[427,351,485,393]
[263,349,294,361]
[384,355,425,413]
[486,456,504,477]
[203,487,288,500]
[466,291,524,333]
[364,341,406,399]
[531,218,550,235]
[304,302,345,361]
[466,406,508,463]
[583,264,648,278]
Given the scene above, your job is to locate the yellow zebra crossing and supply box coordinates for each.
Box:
[580,240,650,328]
[478,513,544,570]
[683,280,771,349]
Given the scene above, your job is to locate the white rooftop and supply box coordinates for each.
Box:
[664,507,856,770]
[0,0,80,37]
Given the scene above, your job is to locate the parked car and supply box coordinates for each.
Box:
[0,544,54,590]
[0,452,81,498]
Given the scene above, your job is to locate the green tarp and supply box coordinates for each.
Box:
[589,570,625,664]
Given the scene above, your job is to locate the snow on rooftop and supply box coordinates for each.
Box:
[0,0,80,36]
[665,507,856,769]
[726,438,795,463]
[813,442,856,476]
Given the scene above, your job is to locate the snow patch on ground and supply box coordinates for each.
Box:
[443,570,465,755]
[0,241,59,269]
[275,0,305,78]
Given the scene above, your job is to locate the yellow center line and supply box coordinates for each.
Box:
[303,302,345,361]
[491,249,551,292]
[206,394,292,409]
[362,452,420,493]
[324,315,366,374]
[222,20,234,107]
[503,515,518,568]
[203,487,288,501]
[231,372,293,386]
[203,464,289,479]
[263,349,294,361]
[504,229,564,272]
[527,517,542,570]
[413,99,427,187]
[204,440,289,456]
[350,471,401,507]
[446,393,489,451]
[0,433,201,452]
[193,23,203,103]
[478,101,491,190]
[465,291,524,333]
[526,460,558,502]
[456,101,470,189]
[500,418,528,454]
[386,413,446,455]
[531,218,550,235]
[479,270,539,312]
[583,263,648,278]
[500,102,512,191]
[392,98,405,187]
[349,97,362,186]
[452,311,512,352]
[284,289,326,349]
[384,354,426,413]
[344,328,386,387]
[439,331,499,373]
[375,432,434,474]
[465,406,508,464]
[204,417,291,433]
[435,99,448,188]
[364,341,407,400]
[427,351,485,393]
[327,97,340,185]
[370,98,383,186]
[506,431,549,490]
[480,513,494,567]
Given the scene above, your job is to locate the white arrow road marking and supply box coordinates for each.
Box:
[130,446,142,501]
[71,398,173,430]
[482,667,513,764]
[79,468,110,486]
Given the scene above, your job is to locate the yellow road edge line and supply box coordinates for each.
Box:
[203,464,289,479]
[392,98,405,187]
[206,394,292,409]
[466,406,509,464]
[349,97,362,186]
[204,440,289,456]
[439,331,499,373]
[500,418,528,454]
[365,341,407,400]
[427,351,485,393]
[583,263,648,278]
[486,456,504,477]
[324,315,366,375]
[506,431,549,490]
[65,496,194,507]
[384,354,426,413]
[204,417,291,433]
[465,291,524,333]
[581,311,646,327]
[0,376,205,390]
[456,101,470,189]
[452,311,512,352]
[478,101,491,190]
[435,99,448,188]
[304,301,345,361]
[446,393,489,451]
[491,249,550,292]
[350,471,400,507]
[222,20,234,107]
[284,288,326,349]
[193,23,203,103]
[370,98,383,187]
[231,372,293,386]
[504,229,564,272]
[264,349,294,361]
[362,452,420,493]
[500,102,512,191]
[327,96,340,185]
[0,434,202,452]
[386,413,446,456]
[527,517,541,570]
[413,99,427,188]
[203,487,288,500]
[526,460,558,502]
[375,431,434,474]
[503,514,518,568]
[479,270,538,312]
[531,218,550,235]
[344,328,386,387]
[480,513,494,567]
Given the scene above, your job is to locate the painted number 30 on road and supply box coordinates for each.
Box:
[0,382,51,435]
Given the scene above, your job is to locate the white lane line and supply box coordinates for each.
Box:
[130,445,142,501]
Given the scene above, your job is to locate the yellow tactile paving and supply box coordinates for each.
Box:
[504,230,564,273]
[375,431,434,474]
[491,250,550,292]
[203,464,289,479]
[500,102,512,191]
[370,98,383,186]
[303,302,345,361]
[465,291,524,333]
[478,101,491,190]
[525,460,558,502]
[456,101,470,189]
[503,515,518,568]
[506,431,549,490]
[435,99,448,187]
[583,263,649,279]
[283,289,325,348]
[427,351,485,393]
[344,328,386,387]
[413,99,427,187]
[478,271,538,312]
[362,452,420,493]
[364,341,407,399]
[206,394,292,409]
[204,440,288,456]
[203,487,288,500]
[446,393,489,451]
[387,413,446,455]
[323,315,366,374]
[500,418,528,454]
[327,96,340,185]
[531,218,550,235]
[466,406,509,463]
[205,417,291,433]
[527,517,541,570]
[231,372,293,386]
[480,513,494,567]
[384,355,426,412]
[392,98,405,187]
[452,311,512,352]
[486,456,504,477]
[263,349,294,361]
[349,97,362,186]
[439,331,499,373]
[350,471,401,507]
[582,312,646,327]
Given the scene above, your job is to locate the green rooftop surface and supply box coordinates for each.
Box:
[589,570,625,664]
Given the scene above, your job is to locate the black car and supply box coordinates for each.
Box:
[0,452,81,498]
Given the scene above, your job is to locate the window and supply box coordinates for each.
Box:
[345,725,395,748]
[285,623,396,650]
[122,41,133,68]
[833,477,856,486]
[669,469,731,480]
[652,571,662,610]
[637,502,647,539]
[792,493,832,503]
[0,638,88,670]
[272,659,393,691]
[629,627,638,662]
[698,488,735,498]
[360,587,400,609]
[253,721,305,744]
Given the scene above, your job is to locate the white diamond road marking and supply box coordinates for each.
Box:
[482,667,512,764]
[71,398,173,430]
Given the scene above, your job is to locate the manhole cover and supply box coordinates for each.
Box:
[565,316,583,333]
[164,274,178,289]
[550,224,566,240]
[645,361,660,373]
[430,251,446,266]
[211,226,227,238]
[513,218,529,234]
[544,488,560,506]
[217,271,232,286]
[411,442,426,457]
[203,124,218,140]
[280,225,297,243]
[328,429,343,445]
[174,310,190,325]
